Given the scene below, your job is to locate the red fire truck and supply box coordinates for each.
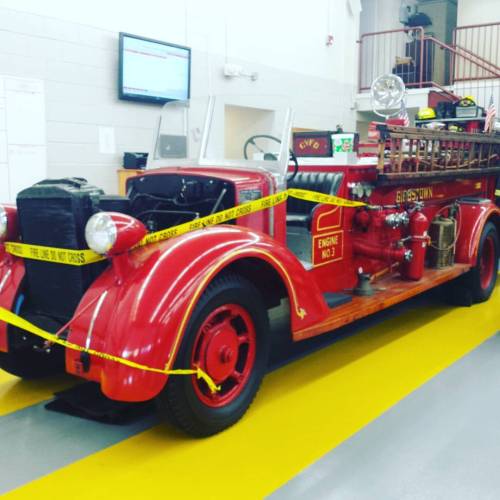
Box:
[0,96,498,436]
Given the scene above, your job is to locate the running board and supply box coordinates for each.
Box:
[294,264,471,341]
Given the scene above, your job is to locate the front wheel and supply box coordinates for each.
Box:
[156,273,270,437]
[466,221,499,303]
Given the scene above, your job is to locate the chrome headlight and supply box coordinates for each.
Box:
[0,206,7,241]
[85,213,117,254]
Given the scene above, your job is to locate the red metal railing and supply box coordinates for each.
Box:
[358,27,425,92]
[450,22,500,111]
[358,22,500,108]
[453,22,500,81]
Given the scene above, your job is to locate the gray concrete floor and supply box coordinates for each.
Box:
[270,333,500,500]
[0,401,156,494]
[0,293,425,494]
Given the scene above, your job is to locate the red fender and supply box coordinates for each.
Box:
[455,201,500,265]
[0,254,25,352]
[66,225,329,401]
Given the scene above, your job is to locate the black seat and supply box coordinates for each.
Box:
[287,171,344,227]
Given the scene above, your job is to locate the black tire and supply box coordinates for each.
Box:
[465,222,499,303]
[0,313,65,379]
[156,273,270,437]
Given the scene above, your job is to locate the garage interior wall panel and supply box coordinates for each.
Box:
[0,1,360,194]
[0,75,47,201]
[0,86,8,202]
[457,0,500,26]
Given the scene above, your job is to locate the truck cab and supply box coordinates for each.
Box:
[0,95,498,436]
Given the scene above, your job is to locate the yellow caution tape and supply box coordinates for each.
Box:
[0,306,220,393]
[4,189,365,265]
[4,242,106,266]
[138,190,290,246]
[287,188,366,208]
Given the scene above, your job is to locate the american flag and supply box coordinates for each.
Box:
[398,100,410,127]
[484,94,496,133]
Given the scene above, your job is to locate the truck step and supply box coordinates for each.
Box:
[323,292,352,309]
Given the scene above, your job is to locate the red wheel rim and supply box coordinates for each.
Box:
[479,235,495,290]
[191,304,256,408]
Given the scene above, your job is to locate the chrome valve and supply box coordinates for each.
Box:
[385,211,410,229]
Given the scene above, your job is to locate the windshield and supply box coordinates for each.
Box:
[147,95,293,188]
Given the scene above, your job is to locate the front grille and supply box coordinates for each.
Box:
[17,178,107,320]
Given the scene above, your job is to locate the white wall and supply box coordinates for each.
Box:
[0,0,361,194]
[457,0,500,25]
[0,76,47,201]
[360,0,403,34]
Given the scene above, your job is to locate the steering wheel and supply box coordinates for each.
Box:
[243,134,299,183]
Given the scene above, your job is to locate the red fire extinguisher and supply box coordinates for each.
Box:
[402,209,429,281]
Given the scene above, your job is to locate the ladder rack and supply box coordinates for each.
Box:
[376,125,500,184]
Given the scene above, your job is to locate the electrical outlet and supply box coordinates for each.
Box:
[223,63,242,77]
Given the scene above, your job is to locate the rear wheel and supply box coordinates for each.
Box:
[156,273,270,437]
[468,222,499,302]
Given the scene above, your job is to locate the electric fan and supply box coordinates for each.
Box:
[370,74,406,118]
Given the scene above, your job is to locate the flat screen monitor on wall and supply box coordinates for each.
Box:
[118,32,191,104]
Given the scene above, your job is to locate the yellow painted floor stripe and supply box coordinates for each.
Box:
[4,284,500,499]
[0,372,75,416]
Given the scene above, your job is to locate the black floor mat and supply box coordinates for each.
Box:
[45,382,154,425]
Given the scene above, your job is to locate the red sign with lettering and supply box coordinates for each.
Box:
[312,230,344,267]
[293,132,333,157]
